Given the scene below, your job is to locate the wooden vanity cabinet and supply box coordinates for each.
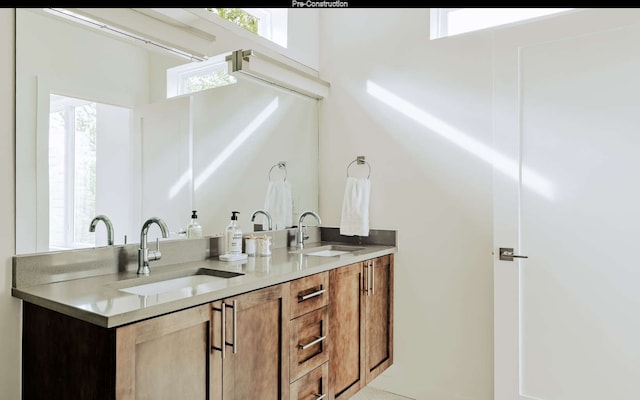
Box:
[210,282,290,400]
[21,254,392,400]
[328,255,394,400]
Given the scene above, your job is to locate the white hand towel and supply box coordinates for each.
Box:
[340,177,370,236]
[264,180,293,230]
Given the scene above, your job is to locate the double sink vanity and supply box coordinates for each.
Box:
[13,226,396,400]
[12,8,393,400]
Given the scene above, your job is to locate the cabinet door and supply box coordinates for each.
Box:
[115,304,211,400]
[328,262,365,400]
[364,255,394,383]
[217,283,291,400]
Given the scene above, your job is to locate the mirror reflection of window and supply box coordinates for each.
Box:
[207,8,288,48]
[166,54,237,98]
[48,94,131,250]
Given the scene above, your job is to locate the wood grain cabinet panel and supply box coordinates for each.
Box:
[290,306,330,382]
[328,262,365,400]
[328,255,394,400]
[211,283,291,400]
[290,271,329,319]
[115,304,211,400]
[364,255,394,384]
[290,362,329,400]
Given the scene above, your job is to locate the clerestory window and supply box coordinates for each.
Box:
[430,8,575,39]
[208,8,288,48]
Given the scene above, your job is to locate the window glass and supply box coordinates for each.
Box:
[208,8,288,48]
[431,8,575,39]
[49,95,96,249]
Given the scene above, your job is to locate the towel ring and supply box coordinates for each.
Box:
[346,156,371,179]
[268,162,287,181]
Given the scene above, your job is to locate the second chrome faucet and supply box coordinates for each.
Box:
[89,214,114,246]
[296,210,321,250]
[250,209,273,231]
[138,217,170,275]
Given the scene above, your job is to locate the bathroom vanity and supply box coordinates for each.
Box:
[13,228,395,400]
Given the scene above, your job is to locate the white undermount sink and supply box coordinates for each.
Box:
[120,275,222,296]
[119,268,243,297]
[290,244,366,257]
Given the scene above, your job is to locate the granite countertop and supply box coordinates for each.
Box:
[12,241,396,328]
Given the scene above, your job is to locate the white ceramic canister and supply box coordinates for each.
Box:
[245,235,257,256]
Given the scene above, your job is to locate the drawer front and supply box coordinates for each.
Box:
[290,272,329,319]
[290,306,330,382]
[290,362,329,400]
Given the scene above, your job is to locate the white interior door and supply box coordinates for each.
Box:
[494,9,640,400]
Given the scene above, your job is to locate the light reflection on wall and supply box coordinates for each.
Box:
[366,80,554,199]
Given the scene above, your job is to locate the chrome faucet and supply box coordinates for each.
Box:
[250,209,273,231]
[137,217,170,275]
[89,214,114,246]
[296,210,321,250]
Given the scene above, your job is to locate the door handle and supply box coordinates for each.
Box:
[499,247,529,261]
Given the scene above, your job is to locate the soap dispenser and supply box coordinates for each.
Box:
[187,210,203,238]
[225,211,242,255]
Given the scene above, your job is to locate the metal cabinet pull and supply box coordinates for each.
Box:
[221,302,226,359]
[364,263,370,296]
[299,288,325,301]
[370,261,375,296]
[314,394,327,400]
[215,300,237,358]
[298,335,327,350]
[499,247,529,261]
[231,300,237,354]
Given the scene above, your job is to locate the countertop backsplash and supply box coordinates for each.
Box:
[13,227,396,290]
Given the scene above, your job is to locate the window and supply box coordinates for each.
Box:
[49,94,131,250]
[209,8,258,33]
[49,95,97,250]
[166,53,237,98]
[208,8,288,48]
[430,8,575,39]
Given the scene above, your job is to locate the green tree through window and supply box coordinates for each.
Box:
[208,8,258,34]
[186,70,236,93]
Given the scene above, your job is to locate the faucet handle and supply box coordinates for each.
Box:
[148,238,162,262]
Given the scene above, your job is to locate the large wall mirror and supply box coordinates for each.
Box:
[16,8,319,254]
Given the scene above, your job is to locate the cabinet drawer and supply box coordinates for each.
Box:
[290,362,329,400]
[290,272,329,319]
[290,306,330,382]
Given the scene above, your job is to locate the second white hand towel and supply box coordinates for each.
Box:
[264,180,293,230]
[340,176,371,236]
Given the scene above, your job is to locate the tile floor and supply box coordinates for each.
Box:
[350,386,414,400]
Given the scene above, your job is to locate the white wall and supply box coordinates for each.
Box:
[319,9,494,400]
[287,9,320,70]
[0,9,20,399]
